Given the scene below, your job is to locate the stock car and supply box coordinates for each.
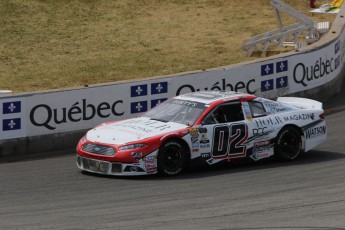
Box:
[76,91,327,176]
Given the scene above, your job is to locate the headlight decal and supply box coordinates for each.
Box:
[119,144,147,151]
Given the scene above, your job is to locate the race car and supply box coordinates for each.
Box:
[76,91,327,176]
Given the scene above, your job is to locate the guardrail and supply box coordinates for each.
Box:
[1,5,345,160]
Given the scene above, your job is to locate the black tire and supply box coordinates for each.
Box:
[157,140,187,176]
[274,127,302,161]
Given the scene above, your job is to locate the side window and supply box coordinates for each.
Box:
[203,107,227,124]
[223,102,244,122]
[248,101,266,118]
[202,101,244,124]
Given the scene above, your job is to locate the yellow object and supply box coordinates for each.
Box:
[330,0,344,8]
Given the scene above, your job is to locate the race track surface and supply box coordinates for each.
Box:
[1,95,345,229]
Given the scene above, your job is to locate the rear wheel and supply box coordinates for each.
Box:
[157,140,187,176]
[275,127,302,161]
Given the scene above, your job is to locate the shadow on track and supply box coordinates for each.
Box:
[217,227,345,230]
[80,149,345,181]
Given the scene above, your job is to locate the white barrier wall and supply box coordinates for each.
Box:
[1,8,345,150]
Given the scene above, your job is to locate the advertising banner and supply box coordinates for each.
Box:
[1,27,344,140]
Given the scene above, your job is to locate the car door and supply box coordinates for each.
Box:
[200,101,249,163]
[242,100,276,161]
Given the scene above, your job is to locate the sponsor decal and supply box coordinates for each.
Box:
[192,142,200,148]
[283,113,314,122]
[305,125,326,139]
[145,166,157,173]
[198,127,208,133]
[264,102,292,114]
[255,145,273,152]
[190,132,199,138]
[192,148,199,152]
[131,152,142,159]
[253,127,270,138]
[255,116,283,127]
[275,108,286,113]
[146,168,156,173]
[200,139,209,144]
[189,128,199,138]
[293,57,337,87]
[200,133,209,141]
[142,156,157,161]
[201,153,211,158]
[242,102,253,121]
[190,127,207,142]
[206,158,222,165]
[189,128,198,132]
[250,144,274,161]
[191,137,199,143]
[200,133,208,140]
[30,99,124,130]
[264,102,278,107]
[271,107,285,113]
[143,160,155,164]
[200,143,210,148]
[143,156,158,171]
[117,119,171,132]
[144,163,157,168]
[254,140,270,147]
[172,100,198,107]
[250,151,271,161]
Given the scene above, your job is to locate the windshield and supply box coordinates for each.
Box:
[143,98,206,126]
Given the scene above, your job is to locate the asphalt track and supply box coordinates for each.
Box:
[1,92,345,230]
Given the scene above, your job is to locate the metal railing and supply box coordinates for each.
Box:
[242,0,330,56]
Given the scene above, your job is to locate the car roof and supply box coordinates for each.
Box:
[174,91,256,105]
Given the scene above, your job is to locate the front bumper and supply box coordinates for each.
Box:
[76,151,158,176]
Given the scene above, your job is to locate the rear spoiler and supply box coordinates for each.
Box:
[277,97,323,110]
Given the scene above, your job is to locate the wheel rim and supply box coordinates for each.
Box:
[280,132,300,159]
[163,146,182,171]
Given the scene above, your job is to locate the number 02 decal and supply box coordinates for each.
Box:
[212,123,248,158]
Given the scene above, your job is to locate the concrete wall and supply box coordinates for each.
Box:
[1,6,345,160]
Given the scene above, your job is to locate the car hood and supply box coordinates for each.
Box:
[86,117,188,145]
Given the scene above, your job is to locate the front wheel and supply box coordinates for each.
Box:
[274,127,302,161]
[157,141,187,176]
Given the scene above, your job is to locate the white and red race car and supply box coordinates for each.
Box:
[76,91,327,176]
